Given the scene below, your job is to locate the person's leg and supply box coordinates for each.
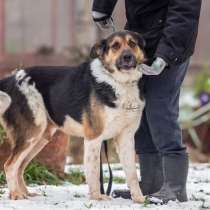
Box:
[144,59,190,204]
[135,108,164,195]
[135,108,158,154]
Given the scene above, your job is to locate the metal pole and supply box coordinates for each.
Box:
[0,0,5,56]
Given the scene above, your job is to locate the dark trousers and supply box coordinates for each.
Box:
[135,60,190,155]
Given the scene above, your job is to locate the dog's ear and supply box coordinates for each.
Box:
[90,39,107,59]
[133,32,146,49]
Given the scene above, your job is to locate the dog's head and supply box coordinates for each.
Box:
[90,31,146,83]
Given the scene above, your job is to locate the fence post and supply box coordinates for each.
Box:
[0,0,5,57]
[51,0,58,50]
[69,0,75,47]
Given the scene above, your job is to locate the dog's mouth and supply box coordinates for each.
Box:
[117,63,137,71]
[116,52,137,71]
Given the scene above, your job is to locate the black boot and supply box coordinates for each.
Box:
[112,153,163,199]
[147,153,188,204]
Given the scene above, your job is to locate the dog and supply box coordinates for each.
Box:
[0,31,146,203]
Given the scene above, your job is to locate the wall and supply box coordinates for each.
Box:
[4,0,97,53]
[3,1,210,67]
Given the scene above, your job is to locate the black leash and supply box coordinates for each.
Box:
[98,21,115,196]
[100,140,113,195]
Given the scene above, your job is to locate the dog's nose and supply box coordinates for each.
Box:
[123,54,132,63]
[116,50,137,70]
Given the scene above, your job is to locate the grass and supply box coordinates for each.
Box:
[24,162,62,185]
[0,124,125,186]
[84,203,93,209]
[143,198,150,207]
[66,169,126,185]
[65,170,86,185]
[0,125,6,145]
[0,124,65,186]
[0,163,125,187]
[104,176,126,184]
[0,163,87,187]
[0,189,5,197]
[0,164,126,187]
[40,189,47,197]
[73,192,84,198]
[0,170,6,185]
[0,162,64,186]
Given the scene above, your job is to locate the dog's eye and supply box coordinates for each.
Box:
[128,40,137,48]
[111,42,121,50]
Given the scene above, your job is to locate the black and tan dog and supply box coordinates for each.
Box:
[0,31,146,202]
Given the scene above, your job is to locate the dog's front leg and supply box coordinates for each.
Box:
[115,129,145,203]
[84,138,111,201]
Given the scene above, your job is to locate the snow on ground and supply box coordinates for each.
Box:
[0,164,210,210]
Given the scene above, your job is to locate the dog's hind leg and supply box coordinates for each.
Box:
[4,123,49,200]
[18,123,55,197]
[4,138,41,200]
[17,138,49,197]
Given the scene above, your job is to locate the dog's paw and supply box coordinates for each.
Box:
[132,195,145,203]
[9,191,28,200]
[90,193,112,201]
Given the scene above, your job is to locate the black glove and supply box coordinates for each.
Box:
[92,11,114,31]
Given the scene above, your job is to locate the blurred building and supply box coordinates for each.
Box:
[0,0,209,82]
[0,0,97,53]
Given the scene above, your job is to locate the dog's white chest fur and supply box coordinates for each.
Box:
[102,83,145,139]
[90,59,145,139]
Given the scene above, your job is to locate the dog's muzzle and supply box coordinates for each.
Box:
[116,50,137,71]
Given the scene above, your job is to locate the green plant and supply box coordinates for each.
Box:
[143,198,150,207]
[0,162,63,186]
[40,189,47,197]
[0,171,6,185]
[0,125,6,145]
[0,161,125,188]
[24,162,62,185]
[66,168,126,185]
[65,170,86,185]
[0,189,5,197]
[73,193,82,198]
[104,176,126,184]
[84,203,93,209]
[194,65,210,95]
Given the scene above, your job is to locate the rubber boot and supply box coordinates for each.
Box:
[112,153,163,199]
[147,153,188,204]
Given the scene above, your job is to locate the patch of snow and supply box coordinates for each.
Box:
[0,164,210,210]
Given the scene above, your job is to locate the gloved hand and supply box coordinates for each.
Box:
[139,57,167,75]
[92,11,114,31]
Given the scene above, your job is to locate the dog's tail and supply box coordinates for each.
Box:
[0,91,11,115]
